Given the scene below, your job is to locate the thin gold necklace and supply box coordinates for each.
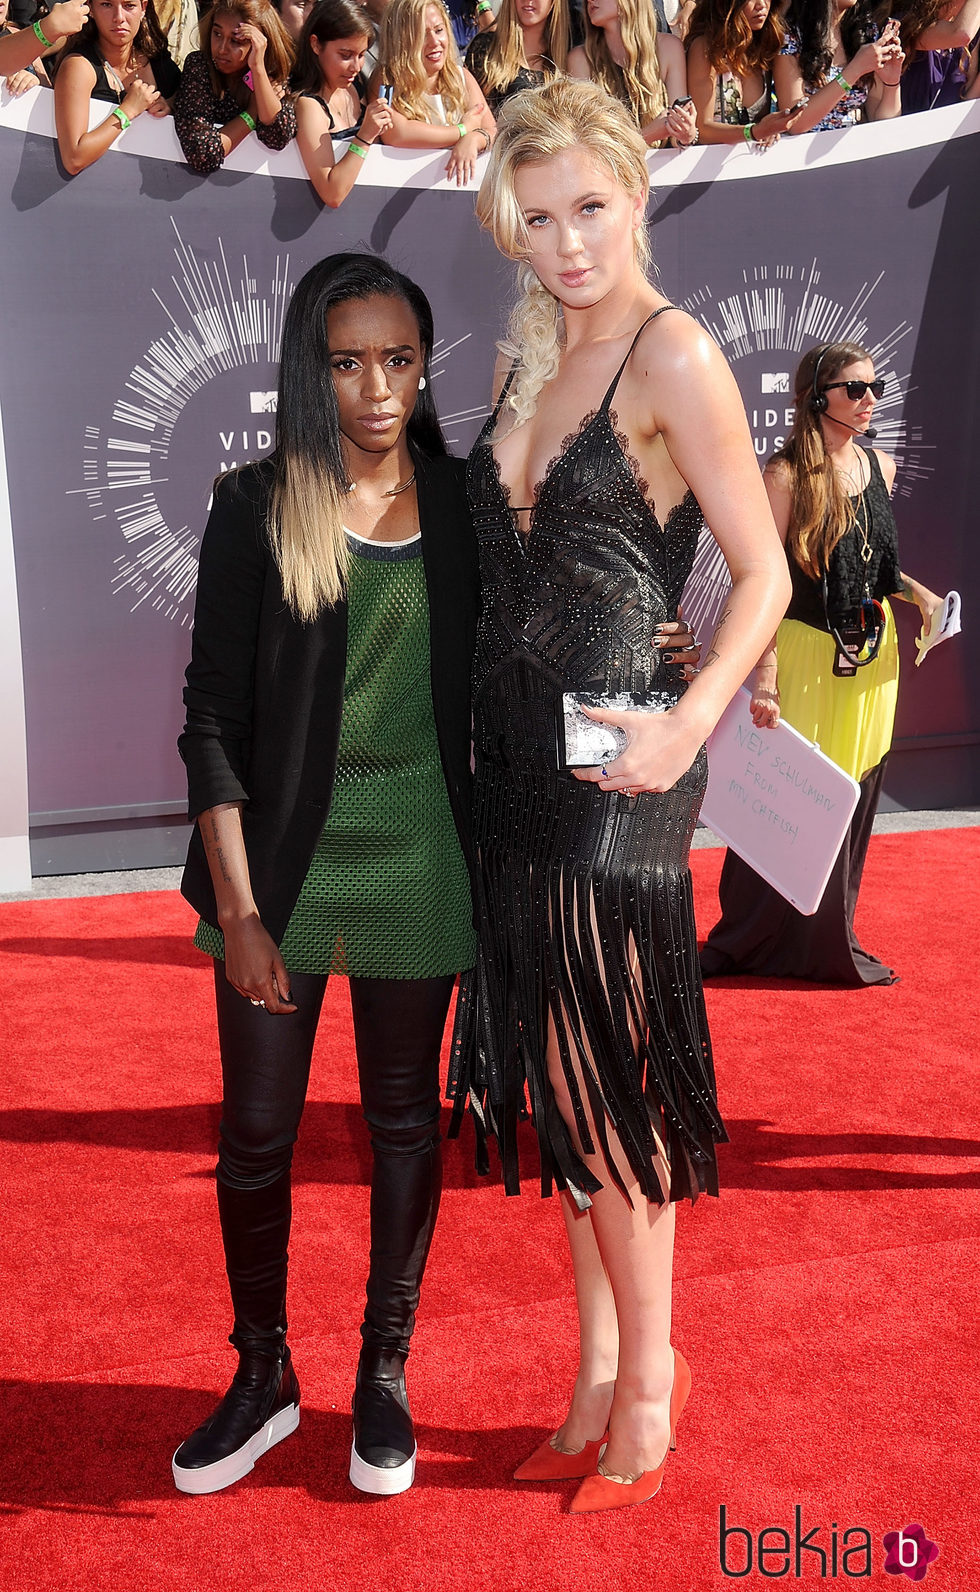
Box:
[837,448,868,499]
[347,470,416,498]
[850,487,874,567]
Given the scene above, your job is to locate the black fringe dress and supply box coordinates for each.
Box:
[449,315,728,1209]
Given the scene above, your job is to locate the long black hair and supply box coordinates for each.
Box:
[270,252,447,619]
[277,250,446,472]
[784,0,876,87]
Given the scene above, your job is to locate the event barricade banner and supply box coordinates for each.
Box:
[0,92,976,878]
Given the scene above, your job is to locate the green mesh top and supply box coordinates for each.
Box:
[195,530,476,978]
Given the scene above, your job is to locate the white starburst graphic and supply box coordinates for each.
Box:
[679,259,931,641]
[71,223,489,628]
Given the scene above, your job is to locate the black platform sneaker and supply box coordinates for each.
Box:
[349,1348,416,1495]
[173,1343,300,1494]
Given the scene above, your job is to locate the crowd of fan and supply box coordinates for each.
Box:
[1,0,977,195]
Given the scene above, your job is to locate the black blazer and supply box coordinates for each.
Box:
[178,448,479,944]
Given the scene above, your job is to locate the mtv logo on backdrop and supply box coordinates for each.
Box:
[250,391,278,414]
[761,373,790,394]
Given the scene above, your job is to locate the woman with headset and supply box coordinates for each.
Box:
[700,340,944,986]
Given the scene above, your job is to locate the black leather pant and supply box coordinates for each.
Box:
[212,964,455,1360]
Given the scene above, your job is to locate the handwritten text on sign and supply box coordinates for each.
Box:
[701,690,859,915]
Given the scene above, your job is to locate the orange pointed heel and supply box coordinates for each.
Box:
[513,1433,608,1482]
[570,1454,668,1514]
[569,1350,692,1514]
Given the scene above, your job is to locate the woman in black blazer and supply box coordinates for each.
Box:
[173,254,479,1499]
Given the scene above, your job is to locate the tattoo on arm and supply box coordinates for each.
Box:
[204,813,233,885]
[897,576,914,601]
[703,604,732,670]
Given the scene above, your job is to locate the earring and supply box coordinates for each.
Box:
[418,376,427,390]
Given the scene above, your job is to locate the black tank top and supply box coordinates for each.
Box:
[785,449,902,631]
[301,80,365,139]
[70,35,181,102]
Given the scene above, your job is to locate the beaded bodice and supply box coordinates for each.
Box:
[468,313,704,770]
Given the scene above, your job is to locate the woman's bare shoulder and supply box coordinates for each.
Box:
[55,51,98,90]
[763,455,793,489]
[635,304,726,377]
[872,447,897,490]
[655,31,684,69]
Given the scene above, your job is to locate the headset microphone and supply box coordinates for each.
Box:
[833,417,878,441]
[809,349,878,439]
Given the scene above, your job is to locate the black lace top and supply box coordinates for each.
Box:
[468,309,701,772]
[785,448,902,631]
[464,32,547,114]
[174,50,296,175]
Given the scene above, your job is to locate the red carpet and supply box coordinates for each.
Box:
[2,828,977,1591]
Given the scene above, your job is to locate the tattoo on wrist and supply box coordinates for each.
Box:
[703,604,732,669]
[204,815,234,884]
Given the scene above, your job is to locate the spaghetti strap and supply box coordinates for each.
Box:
[600,306,674,413]
[490,363,519,424]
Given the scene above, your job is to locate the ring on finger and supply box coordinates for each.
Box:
[249,997,266,1008]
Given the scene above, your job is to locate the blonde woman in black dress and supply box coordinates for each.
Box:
[450,78,791,1514]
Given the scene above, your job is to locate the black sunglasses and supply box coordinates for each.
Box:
[822,379,885,401]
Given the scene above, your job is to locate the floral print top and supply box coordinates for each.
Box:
[173,50,296,175]
[779,26,872,129]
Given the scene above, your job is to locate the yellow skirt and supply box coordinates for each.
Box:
[776,601,899,783]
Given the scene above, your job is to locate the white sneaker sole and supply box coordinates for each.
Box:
[172,1402,300,1495]
[349,1440,417,1496]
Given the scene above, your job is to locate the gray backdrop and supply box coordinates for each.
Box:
[1,120,976,873]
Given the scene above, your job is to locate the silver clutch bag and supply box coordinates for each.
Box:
[557,690,676,769]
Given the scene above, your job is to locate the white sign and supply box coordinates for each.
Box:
[701,689,860,916]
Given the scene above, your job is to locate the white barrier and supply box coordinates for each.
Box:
[1,81,978,186]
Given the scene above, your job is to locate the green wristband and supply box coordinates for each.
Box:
[348,139,369,158]
[110,105,131,131]
[239,109,256,132]
[743,121,754,142]
[33,17,54,48]
[455,120,466,140]
[835,69,852,92]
